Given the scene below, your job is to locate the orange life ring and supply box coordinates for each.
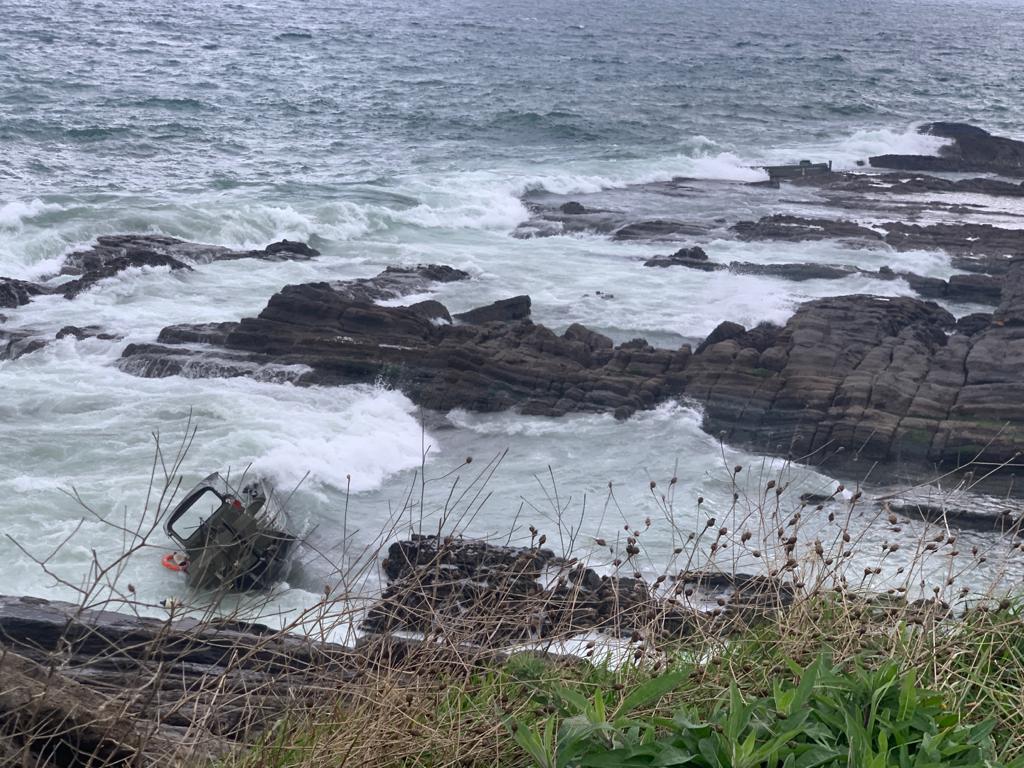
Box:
[161,552,186,572]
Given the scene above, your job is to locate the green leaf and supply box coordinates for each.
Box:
[508,718,555,768]
[612,671,687,721]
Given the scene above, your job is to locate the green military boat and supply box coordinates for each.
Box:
[163,472,297,592]
[762,159,833,180]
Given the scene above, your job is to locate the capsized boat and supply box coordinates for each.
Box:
[163,472,297,591]
[762,159,833,181]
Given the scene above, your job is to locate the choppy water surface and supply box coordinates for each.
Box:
[2,0,1024,624]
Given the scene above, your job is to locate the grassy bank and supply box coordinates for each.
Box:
[217,587,1024,767]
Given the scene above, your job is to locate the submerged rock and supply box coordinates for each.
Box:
[60,250,193,299]
[732,214,882,243]
[2,235,324,309]
[612,219,709,241]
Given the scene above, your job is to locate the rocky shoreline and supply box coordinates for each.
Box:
[3,122,1024,488]
[0,526,969,766]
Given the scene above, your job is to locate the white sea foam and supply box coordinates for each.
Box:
[762,124,952,171]
[0,198,63,229]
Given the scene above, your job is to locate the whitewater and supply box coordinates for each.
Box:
[3,0,1024,626]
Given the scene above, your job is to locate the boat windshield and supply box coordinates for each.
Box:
[167,486,229,545]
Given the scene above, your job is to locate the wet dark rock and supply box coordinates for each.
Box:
[263,238,320,258]
[382,534,557,582]
[0,329,48,361]
[409,299,452,323]
[453,295,532,324]
[49,234,326,301]
[695,320,747,354]
[683,267,1024,477]
[801,171,1024,198]
[870,123,1024,176]
[559,201,587,214]
[644,246,719,269]
[120,268,692,419]
[955,313,992,336]
[612,219,709,241]
[60,251,193,299]
[729,261,860,281]
[60,235,320,276]
[364,535,791,641]
[901,273,1001,305]
[331,264,470,303]
[0,278,48,309]
[882,222,1024,272]
[732,214,882,243]
[800,493,836,505]
[157,321,239,346]
[55,325,120,341]
[888,502,1023,535]
[731,216,1024,276]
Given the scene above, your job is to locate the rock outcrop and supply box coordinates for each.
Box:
[363,535,791,642]
[0,278,48,309]
[681,261,1024,475]
[120,267,691,420]
[870,122,1024,176]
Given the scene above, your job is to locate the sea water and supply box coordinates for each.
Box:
[2,0,1023,628]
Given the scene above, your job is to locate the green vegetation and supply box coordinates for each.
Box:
[512,655,1008,768]
[224,596,1024,767]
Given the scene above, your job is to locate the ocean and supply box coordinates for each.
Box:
[2,0,1023,629]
